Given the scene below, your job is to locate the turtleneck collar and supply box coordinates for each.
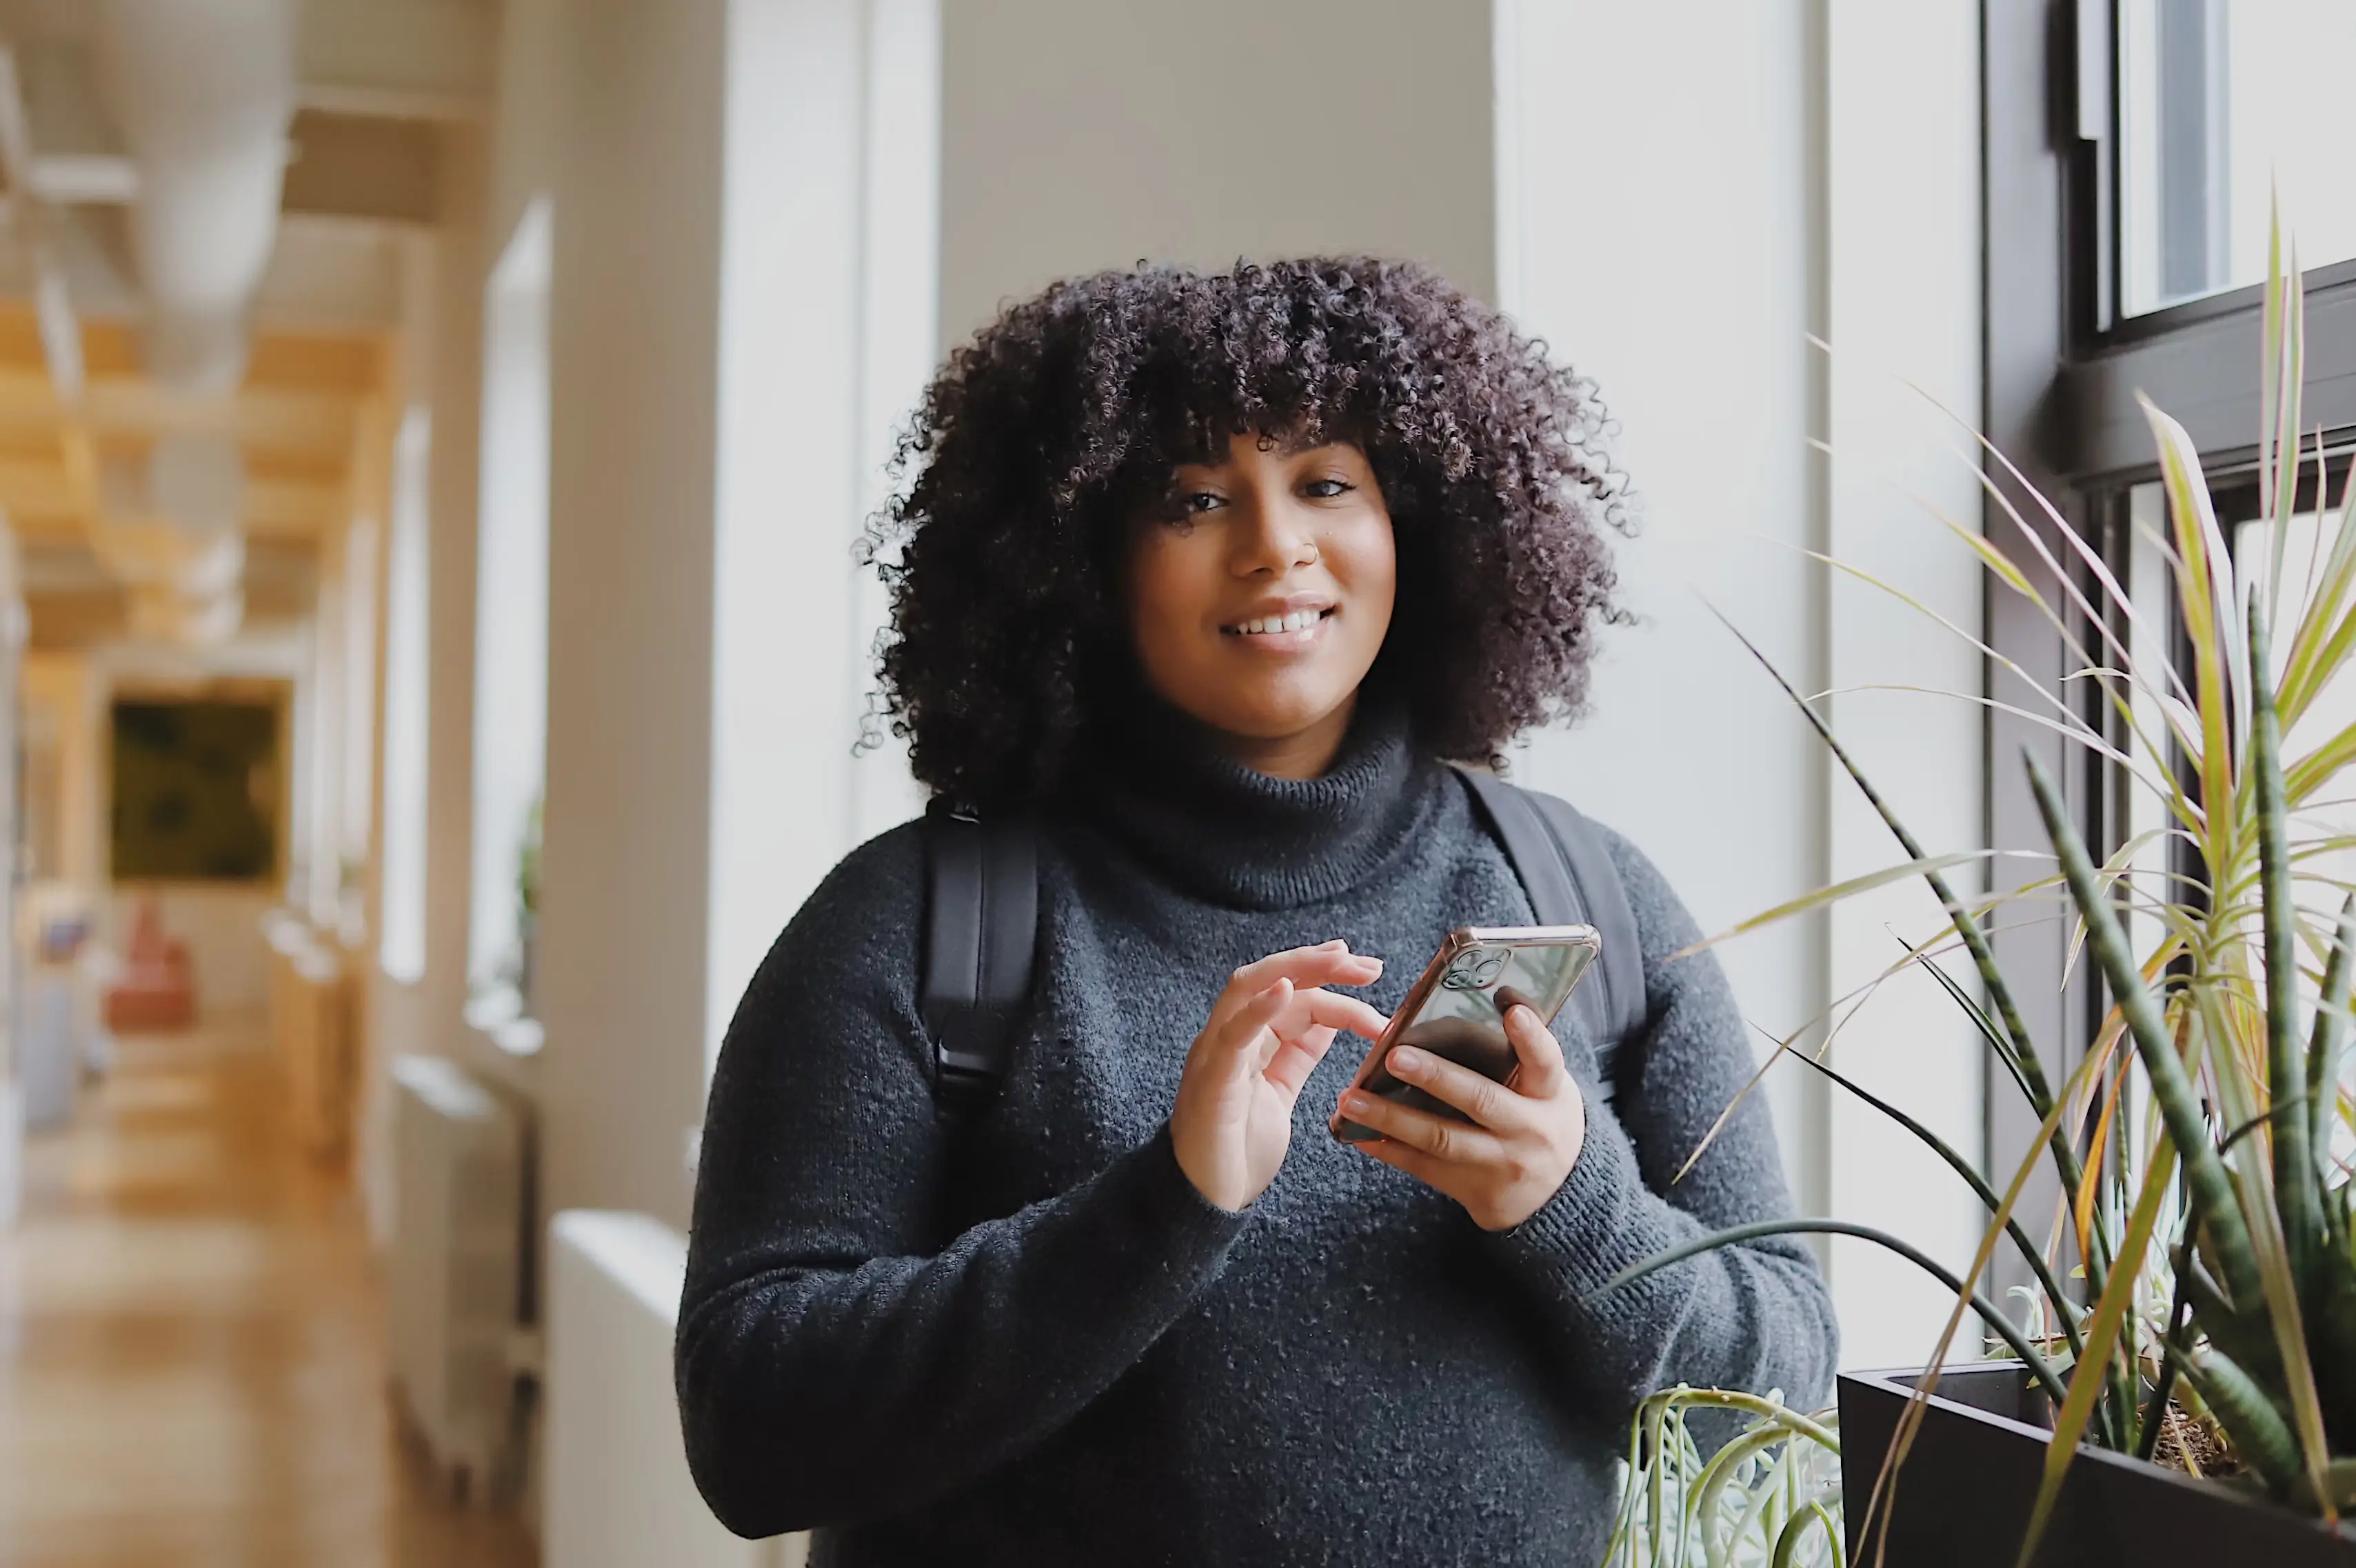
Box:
[1074,697,1445,911]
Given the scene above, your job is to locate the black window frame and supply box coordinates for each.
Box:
[1984,0,2356,1281]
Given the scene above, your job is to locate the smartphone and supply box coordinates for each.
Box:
[1329,925,1600,1144]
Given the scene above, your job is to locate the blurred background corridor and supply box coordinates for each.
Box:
[5,1021,533,1565]
[0,0,2346,1562]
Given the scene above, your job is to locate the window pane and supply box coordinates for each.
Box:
[471,198,552,1009]
[379,409,431,985]
[2120,0,2356,316]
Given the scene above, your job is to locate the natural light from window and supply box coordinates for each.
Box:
[469,197,552,1037]
[2120,0,2356,316]
[379,408,431,985]
[2235,504,2356,1129]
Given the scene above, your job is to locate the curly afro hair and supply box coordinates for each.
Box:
[863,255,1631,809]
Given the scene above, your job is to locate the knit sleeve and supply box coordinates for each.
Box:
[1480,826,1839,1424]
[674,824,1249,1540]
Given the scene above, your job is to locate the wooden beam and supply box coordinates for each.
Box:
[283,111,441,226]
[297,0,495,123]
[248,475,345,536]
[0,368,361,459]
[27,118,444,227]
[0,455,343,536]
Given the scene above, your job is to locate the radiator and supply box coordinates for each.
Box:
[545,1209,805,1568]
[390,1052,527,1500]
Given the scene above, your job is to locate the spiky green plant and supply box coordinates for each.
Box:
[1602,1388,1841,1568]
[1606,217,2356,1562]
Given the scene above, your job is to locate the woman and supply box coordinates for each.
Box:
[678,258,1835,1565]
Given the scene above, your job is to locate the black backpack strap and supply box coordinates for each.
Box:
[1452,768,1649,1098]
[919,801,1038,1112]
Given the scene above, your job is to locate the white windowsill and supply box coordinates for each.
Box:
[463,985,545,1057]
[457,986,545,1105]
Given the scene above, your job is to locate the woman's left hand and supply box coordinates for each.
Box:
[1336,1003,1586,1231]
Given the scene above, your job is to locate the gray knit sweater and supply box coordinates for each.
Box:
[676,707,1836,1565]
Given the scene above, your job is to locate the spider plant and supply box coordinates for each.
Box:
[1604,216,2356,1562]
[1601,1387,1841,1568]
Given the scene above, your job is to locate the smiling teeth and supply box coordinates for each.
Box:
[1234,610,1324,634]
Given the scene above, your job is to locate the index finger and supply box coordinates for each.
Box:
[1220,944,1384,1014]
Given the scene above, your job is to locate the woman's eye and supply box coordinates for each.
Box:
[1302,477,1353,499]
[1182,490,1224,514]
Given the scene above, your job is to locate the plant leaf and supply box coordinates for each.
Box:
[2014,1138,2179,1567]
[1604,1216,2073,1411]
[2025,747,2266,1309]
[2251,594,2324,1302]
[1785,1040,2084,1365]
[1675,851,2006,957]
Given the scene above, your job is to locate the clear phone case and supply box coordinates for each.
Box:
[1330,925,1598,1143]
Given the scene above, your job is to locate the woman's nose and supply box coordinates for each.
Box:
[1231,494,1319,576]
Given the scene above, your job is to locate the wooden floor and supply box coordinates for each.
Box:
[0,1021,538,1568]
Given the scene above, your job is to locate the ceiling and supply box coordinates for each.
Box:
[0,0,494,650]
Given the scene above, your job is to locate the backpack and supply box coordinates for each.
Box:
[918,767,1647,1115]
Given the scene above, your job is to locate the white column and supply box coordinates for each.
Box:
[534,0,730,1230]
[526,0,932,1225]
[1817,0,1986,1370]
[1497,0,1991,1369]
[1495,0,1826,1207]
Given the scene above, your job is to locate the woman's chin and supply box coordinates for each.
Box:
[1200,692,1358,747]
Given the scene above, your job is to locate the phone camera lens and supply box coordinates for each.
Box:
[1442,948,1509,991]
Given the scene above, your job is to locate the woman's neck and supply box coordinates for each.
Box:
[1076,694,1436,911]
[1214,694,1358,781]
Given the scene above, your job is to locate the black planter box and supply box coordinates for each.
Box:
[1839,1363,2356,1565]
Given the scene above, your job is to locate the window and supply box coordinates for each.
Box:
[470,197,552,1027]
[379,408,431,985]
[1984,1,2356,1265]
[2118,0,2356,316]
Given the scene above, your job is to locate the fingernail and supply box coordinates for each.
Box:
[1341,1092,1369,1114]
[1389,1047,1424,1074]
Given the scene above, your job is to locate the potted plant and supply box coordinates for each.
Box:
[1604,228,2356,1565]
[514,792,543,1014]
[1600,1386,1840,1567]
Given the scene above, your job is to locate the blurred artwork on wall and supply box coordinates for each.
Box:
[110,698,281,883]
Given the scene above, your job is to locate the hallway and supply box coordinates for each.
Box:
[0,1021,536,1568]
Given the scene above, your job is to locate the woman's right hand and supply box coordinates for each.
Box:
[1171,941,1388,1212]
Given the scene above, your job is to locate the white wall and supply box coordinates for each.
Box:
[1499,0,1987,1369]
[362,125,490,1248]
[534,0,729,1231]
[705,0,890,1078]
[1496,0,1824,1187]
[846,0,940,850]
[1818,0,1987,1371]
[501,0,938,1223]
[545,1211,794,1568]
[937,0,1496,344]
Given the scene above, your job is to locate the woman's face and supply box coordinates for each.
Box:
[1127,433,1397,776]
